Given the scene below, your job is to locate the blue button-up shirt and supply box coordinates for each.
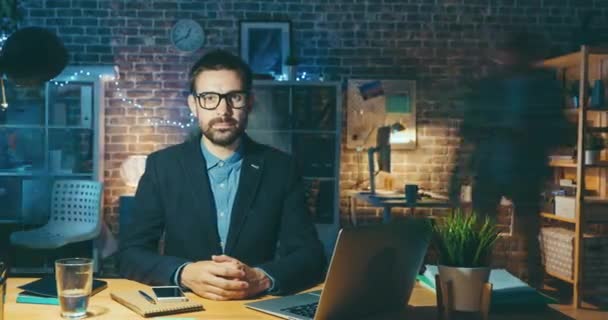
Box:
[200,141,243,252]
[173,139,276,292]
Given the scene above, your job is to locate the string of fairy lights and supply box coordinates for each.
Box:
[50,69,197,128]
[48,69,319,129]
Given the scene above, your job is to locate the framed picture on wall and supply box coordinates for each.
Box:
[239,21,291,77]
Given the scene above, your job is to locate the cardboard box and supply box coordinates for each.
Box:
[555,196,576,219]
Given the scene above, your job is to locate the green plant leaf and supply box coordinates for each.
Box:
[432,209,500,267]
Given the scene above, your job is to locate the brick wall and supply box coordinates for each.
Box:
[18,0,608,274]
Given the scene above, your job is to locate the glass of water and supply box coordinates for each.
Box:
[55,258,93,319]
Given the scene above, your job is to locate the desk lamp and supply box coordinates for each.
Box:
[120,155,147,189]
[368,123,405,194]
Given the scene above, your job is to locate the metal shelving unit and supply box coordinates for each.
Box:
[0,66,113,225]
[246,80,342,259]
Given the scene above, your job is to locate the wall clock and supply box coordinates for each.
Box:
[170,19,205,52]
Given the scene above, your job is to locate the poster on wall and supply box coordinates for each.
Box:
[346,79,416,150]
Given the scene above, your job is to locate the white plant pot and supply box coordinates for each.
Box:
[438,265,491,312]
[585,150,601,165]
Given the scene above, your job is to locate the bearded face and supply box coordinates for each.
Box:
[188,69,252,148]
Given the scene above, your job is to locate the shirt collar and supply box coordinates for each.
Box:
[200,138,243,169]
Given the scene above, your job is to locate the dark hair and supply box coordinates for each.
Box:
[188,49,253,93]
[496,30,547,62]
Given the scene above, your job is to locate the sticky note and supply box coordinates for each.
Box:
[386,95,410,113]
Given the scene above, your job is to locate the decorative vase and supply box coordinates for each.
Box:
[591,79,605,108]
[438,265,491,312]
[287,65,297,81]
[585,150,601,165]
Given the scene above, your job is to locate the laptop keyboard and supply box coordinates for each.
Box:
[281,302,318,318]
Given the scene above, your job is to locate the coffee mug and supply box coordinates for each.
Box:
[405,184,418,203]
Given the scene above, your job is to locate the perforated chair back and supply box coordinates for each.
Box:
[10,180,103,249]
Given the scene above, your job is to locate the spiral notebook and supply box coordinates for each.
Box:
[111,290,204,317]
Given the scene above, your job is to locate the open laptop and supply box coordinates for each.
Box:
[246,218,432,320]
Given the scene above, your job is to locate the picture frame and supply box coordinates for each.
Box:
[239,21,291,77]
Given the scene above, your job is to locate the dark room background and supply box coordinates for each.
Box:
[14,0,608,275]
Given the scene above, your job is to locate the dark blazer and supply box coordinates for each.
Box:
[118,135,326,294]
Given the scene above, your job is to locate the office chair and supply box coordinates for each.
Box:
[10,180,103,273]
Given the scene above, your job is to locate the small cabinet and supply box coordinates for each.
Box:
[0,66,113,224]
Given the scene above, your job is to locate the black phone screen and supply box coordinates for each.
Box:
[152,287,185,298]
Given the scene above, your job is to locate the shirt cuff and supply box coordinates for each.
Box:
[255,267,278,294]
[172,262,191,289]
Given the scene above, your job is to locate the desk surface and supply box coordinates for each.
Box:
[4,278,606,319]
[352,192,453,208]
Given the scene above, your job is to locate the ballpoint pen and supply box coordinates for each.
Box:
[138,290,157,304]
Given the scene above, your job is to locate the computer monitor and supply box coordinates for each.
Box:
[368,126,391,194]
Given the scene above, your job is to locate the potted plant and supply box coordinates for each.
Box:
[433,210,500,312]
[585,133,604,165]
[285,55,298,81]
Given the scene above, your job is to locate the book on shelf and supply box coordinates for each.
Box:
[548,155,575,161]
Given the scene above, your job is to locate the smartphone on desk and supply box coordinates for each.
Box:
[151,286,189,303]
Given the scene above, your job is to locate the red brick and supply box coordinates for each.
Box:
[106,144,127,153]
[139,134,166,144]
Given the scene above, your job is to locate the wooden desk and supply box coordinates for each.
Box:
[350,191,453,225]
[3,278,606,319]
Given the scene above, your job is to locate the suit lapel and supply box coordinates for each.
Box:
[179,137,221,252]
[225,137,264,254]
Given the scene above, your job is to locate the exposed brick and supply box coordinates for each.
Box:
[110,135,137,143]
[22,0,608,278]
[106,126,127,135]
[129,143,157,153]
[128,126,155,135]
[106,143,127,153]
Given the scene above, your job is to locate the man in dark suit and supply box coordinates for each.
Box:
[119,50,326,300]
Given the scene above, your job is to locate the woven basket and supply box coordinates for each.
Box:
[540,227,608,286]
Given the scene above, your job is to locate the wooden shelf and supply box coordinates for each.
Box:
[562,109,608,116]
[548,160,608,168]
[540,47,608,68]
[585,161,608,168]
[545,270,574,284]
[540,45,608,308]
[540,212,576,224]
[548,160,576,168]
[582,196,608,204]
[586,127,608,133]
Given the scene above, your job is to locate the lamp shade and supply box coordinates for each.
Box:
[120,155,147,188]
[0,27,68,86]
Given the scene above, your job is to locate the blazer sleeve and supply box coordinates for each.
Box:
[118,154,190,285]
[255,158,327,294]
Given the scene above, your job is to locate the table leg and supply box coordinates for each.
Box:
[383,206,391,223]
[350,196,358,226]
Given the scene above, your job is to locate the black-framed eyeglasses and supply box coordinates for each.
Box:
[192,91,249,110]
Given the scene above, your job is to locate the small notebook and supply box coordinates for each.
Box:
[18,276,108,297]
[17,277,108,305]
[111,291,204,317]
